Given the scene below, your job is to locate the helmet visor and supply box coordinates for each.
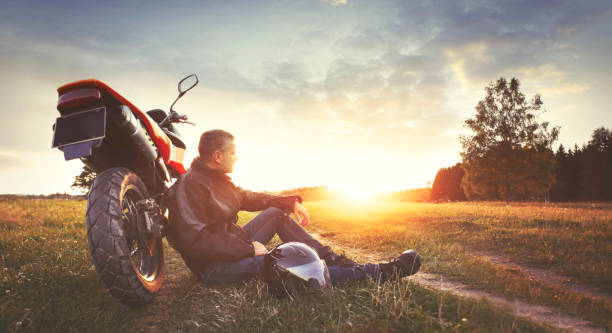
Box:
[285,259,331,289]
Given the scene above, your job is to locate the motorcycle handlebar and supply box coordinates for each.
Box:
[159,111,195,127]
[174,113,195,126]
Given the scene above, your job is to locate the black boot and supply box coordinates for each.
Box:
[378,249,421,283]
[317,246,359,267]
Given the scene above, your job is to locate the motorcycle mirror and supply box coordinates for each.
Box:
[178,74,198,95]
[166,74,199,119]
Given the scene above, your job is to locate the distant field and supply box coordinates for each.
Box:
[1,198,610,332]
[306,201,612,329]
[307,200,612,288]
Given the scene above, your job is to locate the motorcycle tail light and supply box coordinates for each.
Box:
[57,88,102,114]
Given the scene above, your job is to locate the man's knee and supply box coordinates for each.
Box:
[262,207,285,217]
[262,207,299,231]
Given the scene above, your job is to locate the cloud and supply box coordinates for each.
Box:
[241,0,611,162]
[299,29,334,45]
[516,64,589,96]
[333,28,388,55]
[0,153,28,171]
[384,0,612,87]
[243,50,462,157]
[322,0,348,6]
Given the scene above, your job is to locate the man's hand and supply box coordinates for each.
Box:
[293,201,310,226]
[252,241,267,256]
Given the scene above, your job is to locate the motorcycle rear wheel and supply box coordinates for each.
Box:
[86,167,164,305]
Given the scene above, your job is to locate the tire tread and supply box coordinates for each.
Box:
[86,167,162,306]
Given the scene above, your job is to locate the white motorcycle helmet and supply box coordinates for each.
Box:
[264,242,332,299]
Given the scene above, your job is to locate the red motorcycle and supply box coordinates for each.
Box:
[52,74,198,305]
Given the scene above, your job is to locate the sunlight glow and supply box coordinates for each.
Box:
[336,189,377,202]
[158,126,437,197]
[331,182,388,203]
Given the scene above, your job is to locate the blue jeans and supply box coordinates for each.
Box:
[200,207,380,285]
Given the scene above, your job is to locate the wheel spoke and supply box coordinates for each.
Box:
[138,251,147,275]
[122,197,135,223]
[121,188,162,282]
[141,254,150,276]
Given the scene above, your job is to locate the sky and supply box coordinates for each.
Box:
[0,0,611,195]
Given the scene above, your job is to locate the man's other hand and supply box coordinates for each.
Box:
[252,241,267,256]
[293,201,310,226]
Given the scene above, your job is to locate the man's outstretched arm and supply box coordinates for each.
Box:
[237,186,301,212]
[238,187,310,225]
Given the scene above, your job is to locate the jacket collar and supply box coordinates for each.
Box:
[190,156,230,179]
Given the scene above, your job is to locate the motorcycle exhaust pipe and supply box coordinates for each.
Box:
[110,105,158,162]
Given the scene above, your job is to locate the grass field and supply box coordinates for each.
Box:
[305,201,612,330]
[1,197,610,332]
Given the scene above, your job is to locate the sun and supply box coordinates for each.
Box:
[344,189,374,201]
[333,184,383,203]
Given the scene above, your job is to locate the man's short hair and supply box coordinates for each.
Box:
[198,129,234,161]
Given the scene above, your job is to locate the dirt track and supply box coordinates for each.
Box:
[476,253,612,304]
[311,233,608,333]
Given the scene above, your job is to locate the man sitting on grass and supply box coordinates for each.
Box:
[167,129,421,286]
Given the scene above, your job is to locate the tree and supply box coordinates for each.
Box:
[549,128,612,202]
[430,163,466,202]
[72,164,96,193]
[460,77,559,201]
[579,127,612,200]
[549,144,570,201]
[567,144,585,201]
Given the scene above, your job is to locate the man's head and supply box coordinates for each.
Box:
[198,129,237,173]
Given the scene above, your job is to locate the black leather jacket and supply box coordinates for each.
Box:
[167,157,300,273]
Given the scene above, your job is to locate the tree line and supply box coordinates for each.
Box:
[431,127,612,202]
[429,77,611,202]
[550,128,612,201]
[0,193,87,200]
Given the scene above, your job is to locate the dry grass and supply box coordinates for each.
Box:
[304,200,612,329]
[3,197,606,332]
[0,202,26,225]
[305,201,612,287]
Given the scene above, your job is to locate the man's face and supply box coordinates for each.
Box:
[216,141,237,173]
